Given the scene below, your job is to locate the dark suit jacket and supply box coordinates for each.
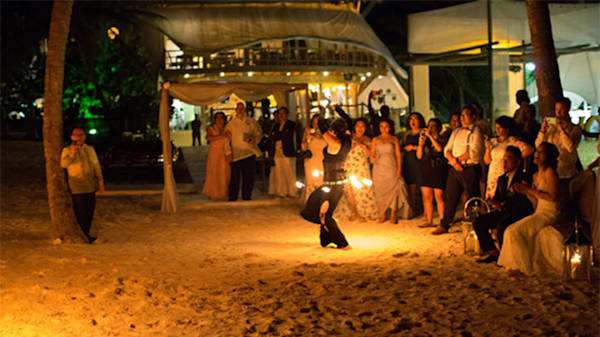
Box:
[270,120,297,158]
[492,169,534,217]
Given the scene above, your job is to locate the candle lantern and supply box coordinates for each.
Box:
[564,219,594,282]
[462,197,489,255]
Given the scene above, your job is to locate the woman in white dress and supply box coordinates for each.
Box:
[483,116,533,199]
[302,114,327,200]
[333,118,379,222]
[498,142,561,277]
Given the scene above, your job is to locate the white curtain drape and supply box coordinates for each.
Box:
[159,82,308,212]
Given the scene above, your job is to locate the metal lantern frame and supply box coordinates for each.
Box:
[462,197,491,255]
[564,218,594,282]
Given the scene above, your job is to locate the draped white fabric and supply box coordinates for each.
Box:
[159,82,308,212]
[140,3,406,77]
[408,1,600,105]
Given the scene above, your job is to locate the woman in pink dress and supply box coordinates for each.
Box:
[203,112,232,200]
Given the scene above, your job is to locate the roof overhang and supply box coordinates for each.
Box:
[139,2,407,78]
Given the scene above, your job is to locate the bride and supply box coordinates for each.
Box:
[497,142,560,276]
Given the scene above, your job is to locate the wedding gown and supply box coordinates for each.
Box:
[498,175,560,275]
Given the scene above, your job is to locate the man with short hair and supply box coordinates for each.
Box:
[535,97,582,213]
[473,146,533,263]
[191,114,202,146]
[225,102,263,201]
[432,106,484,235]
[60,128,104,243]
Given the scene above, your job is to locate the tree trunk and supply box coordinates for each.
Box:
[43,0,87,243]
[526,0,563,118]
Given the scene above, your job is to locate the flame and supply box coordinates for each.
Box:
[349,175,363,189]
[571,252,581,263]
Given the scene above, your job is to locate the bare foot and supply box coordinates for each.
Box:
[341,245,352,250]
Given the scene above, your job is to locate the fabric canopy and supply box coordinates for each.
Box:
[408,0,600,105]
[159,81,308,212]
[140,3,406,78]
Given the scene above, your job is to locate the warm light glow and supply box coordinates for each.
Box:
[248,72,253,77]
[219,72,225,77]
[312,170,320,178]
[295,181,305,188]
[322,186,331,193]
[362,178,372,187]
[184,73,190,79]
[360,76,366,82]
[349,175,363,189]
[571,252,581,263]
[366,72,372,77]
[286,72,291,76]
[377,75,383,79]
[107,26,120,40]
[323,71,329,77]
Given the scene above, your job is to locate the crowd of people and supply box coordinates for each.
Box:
[59,86,598,280]
[197,90,596,276]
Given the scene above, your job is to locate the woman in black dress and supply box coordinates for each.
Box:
[416,118,447,228]
[402,112,426,214]
[301,118,352,250]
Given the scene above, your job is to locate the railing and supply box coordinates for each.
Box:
[165,46,387,72]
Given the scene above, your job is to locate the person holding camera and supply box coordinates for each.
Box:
[268,107,298,198]
[535,97,582,213]
[60,128,104,243]
[416,118,447,228]
[225,102,263,201]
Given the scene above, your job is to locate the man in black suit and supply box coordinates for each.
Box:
[474,146,534,263]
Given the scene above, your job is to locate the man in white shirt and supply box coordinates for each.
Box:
[535,97,582,214]
[60,128,104,243]
[225,102,263,201]
[433,106,484,235]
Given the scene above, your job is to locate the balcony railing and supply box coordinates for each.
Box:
[165,46,387,72]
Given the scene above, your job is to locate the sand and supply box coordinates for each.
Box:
[1,141,598,337]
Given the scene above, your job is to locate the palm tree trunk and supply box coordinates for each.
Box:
[526,0,563,118]
[43,0,87,243]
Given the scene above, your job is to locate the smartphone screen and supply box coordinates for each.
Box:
[546,117,556,124]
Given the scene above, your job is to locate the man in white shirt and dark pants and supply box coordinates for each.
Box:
[225,102,263,201]
[433,106,484,235]
[535,97,582,213]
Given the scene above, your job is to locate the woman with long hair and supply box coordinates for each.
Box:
[203,112,232,200]
[416,118,447,228]
[301,118,352,249]
[498,142,560,276]
[301,113,327,199]
[483,116,533,199]
[334,117,379,222]
[371,119,410,223]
